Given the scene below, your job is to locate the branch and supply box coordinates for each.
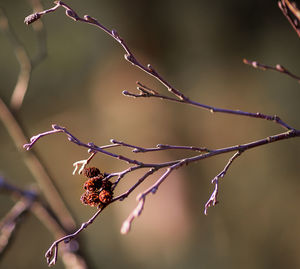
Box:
[72,144,121,175]
[24,1,186,101]
[278,0,300,38]
[0,2,88,266]
[204,150,242,215]
[24,2,296,133]
[0,197,34,255]
[243,58,300,83]
[22,2,300,266]
[0,99,76,232]
[123,82,295,131]
[25,126,299,168]
[0,0,76,233]
[0,177,87,269]
[45,206,105,266]
[24,125,300,241]
[111,139,210,153]
[0,3,46,110]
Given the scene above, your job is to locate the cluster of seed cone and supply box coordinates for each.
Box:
[80,167,113,207]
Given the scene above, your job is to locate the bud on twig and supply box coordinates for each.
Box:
[84,15,98,24]
[24,13,41,25]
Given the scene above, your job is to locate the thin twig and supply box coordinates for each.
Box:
[0,178,87,268]
[0,99,76,232]
[0,5,46,110]
[24,125,300,165]
[0,8,31,110]
[111,139,210,153]
[120,197,145,234]
[24,125,300,239]
[243,58,300,83]
[0,198,33,255]
[45,206,105,266]
[73,143,121,175]
[278,0,300,38]
[24,2,295,132]
[21,2,300,266]
[24,1,188,101]
[204,151,243,215]
[113,168,157,202]
[0,1,75,231]
[23,127,300,266]
[124,82,295,131]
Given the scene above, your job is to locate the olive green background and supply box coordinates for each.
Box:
[0,0,299,268]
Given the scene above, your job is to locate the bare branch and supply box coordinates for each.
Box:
[111,139,210,153]
[0,8,31,110]
[0,99,76,231]
[243,58,300,83]
[204,151,242,215]
[20,2,300,266]
[24,1,187,101]
[23,125,300,249]
[0,177,87,268]
[124,82,295,131]
[0,199,33,255]
[25,125,298,171]
[278,0,300,38]
[120,198,145,234]
[0,2,46,110]
[45,206,105,266]
[72,143,121,175]
[24,2,296,132]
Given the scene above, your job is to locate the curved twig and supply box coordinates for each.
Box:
[0,177,87,269]
[45,206,105,266]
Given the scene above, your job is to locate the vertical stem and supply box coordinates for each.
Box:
[0,98,76,231]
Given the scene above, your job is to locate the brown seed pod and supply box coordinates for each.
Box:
[80,191,100,207]
[99,190,113,204]
[83,176,103,192]
[83,167,101,178]
[101,180,112,191]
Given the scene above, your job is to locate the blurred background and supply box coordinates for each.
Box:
[0,0,300,268]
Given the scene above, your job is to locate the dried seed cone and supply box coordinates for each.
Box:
[81,191,100,207]
[83,167,101,178]
[83,176,103,192]
[99,190,113,204]
[101,180,112,191]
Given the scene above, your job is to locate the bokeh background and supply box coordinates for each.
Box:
[0,0,300,268]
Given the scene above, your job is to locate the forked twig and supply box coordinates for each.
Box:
[124,82,295,131]
[24,1,186,101]
[45,206,105,266]
[204,150,242,215]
